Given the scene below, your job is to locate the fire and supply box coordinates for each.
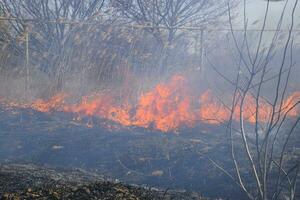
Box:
[63,93,133,126]
[199,90,229,124]
[31,93,67,112]
[282,92,300,117]
[63,75,196,132]
[0,75,299,132]
[133,75,197,131]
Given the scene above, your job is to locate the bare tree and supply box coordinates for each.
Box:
[0,0,106,54]
[113,0,233,73]
[0,0,107,91]
[114,0,231,43]
[208,0,300,199]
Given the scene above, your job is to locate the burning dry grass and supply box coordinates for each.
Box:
[0,74,299,132]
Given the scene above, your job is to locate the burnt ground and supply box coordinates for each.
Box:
[0,107,299,199]
[0,164,206,200]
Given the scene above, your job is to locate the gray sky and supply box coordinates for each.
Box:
[235,0,300,46]
[238,0,300,29]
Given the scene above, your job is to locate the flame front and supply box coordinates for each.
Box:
[132,75,196,131]
[1,75,299,132]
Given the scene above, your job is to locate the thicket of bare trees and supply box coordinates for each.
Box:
[0,0,108,92]
[113,0,229,43]
[113,0,231,72]
[0,0,232,97]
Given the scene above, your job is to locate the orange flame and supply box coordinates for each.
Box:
[199,90,229,124]
[282,92,300,117]
[0,75,299,132]
[31,93,67,112]
[133,75,196,131]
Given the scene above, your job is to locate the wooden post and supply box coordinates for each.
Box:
[200,29,204,75]
[24,24,30,100]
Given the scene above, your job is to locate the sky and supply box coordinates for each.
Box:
[239,0,300,29]
[234,0,300,46]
